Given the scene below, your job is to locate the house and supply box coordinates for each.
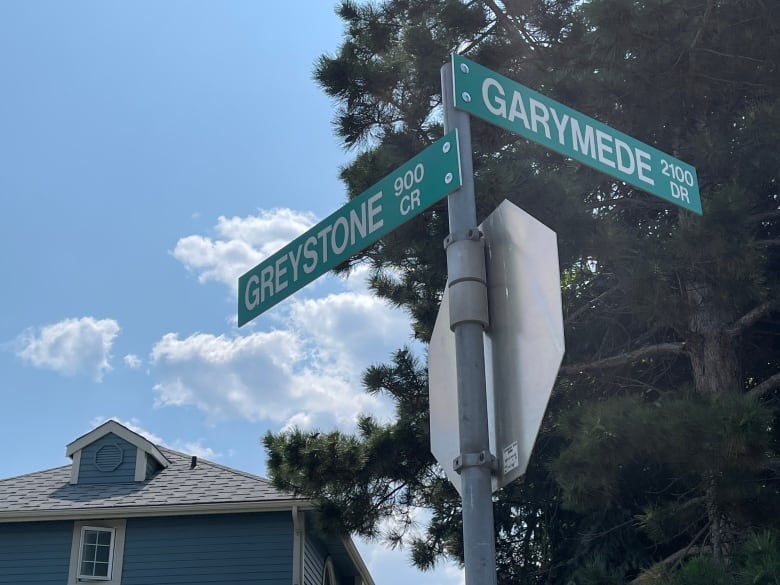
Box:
[0,420,374,585]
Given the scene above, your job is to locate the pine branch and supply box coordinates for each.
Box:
[672,520,712,570]
[747,371,780,399]
[458,21,499,56]
[674,0,713,67]
[565,285,621,324]
[629,526,711,584]
[583,196,663,212]
[692,47,769,64]
[748,209,780,223]
[725,300,777,336]
[560,342,686,375]
[691,73,768,88]
[482,0,538,48]
[581,516,638,540]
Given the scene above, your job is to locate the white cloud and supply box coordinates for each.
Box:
[173,440,220,461]
[150,331,304,421]
[90,416,222,461]
[90,416,166,445]
[162,208,448,581]
[149,323,392,430]
[172,208,316,291]
[286,290,413,374]
[162,209,420,431]
[15,317,120,381]
[124,354,142,369]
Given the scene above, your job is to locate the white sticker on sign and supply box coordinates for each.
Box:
[503,441,519,475]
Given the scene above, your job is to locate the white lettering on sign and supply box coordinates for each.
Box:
[480,76,658,188]
[400,190,421,215]
[615,138,635,174]
[368,191,384,233]
[483,78,507,117]
[637,150,653,185]
[244,274,261,311]
[550,108,570,144]
[529,98,551,139]
[509,92,529,128]
[395,162,425,217]
[261,265,274,302]
[317,224,332,263]
[660,158,693,203]
[302,235,318,274]
[288,245,302,281]
[596,128,615,168]
[242,193,386,312]
[571,118,595,159]
[332,216,349,255]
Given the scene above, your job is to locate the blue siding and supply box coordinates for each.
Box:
[303,534,326,585]
[122,512,293,585]
[144,452,161,480]
[78,433,137,484]
[0,521,71,584]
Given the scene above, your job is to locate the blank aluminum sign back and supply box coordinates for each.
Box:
[429,200,564,494]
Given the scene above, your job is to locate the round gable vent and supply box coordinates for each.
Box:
[95,443,124,472]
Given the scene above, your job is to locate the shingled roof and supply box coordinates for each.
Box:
[0,439,306,522]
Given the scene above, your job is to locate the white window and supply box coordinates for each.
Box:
[68,519,126,585]
[78,527,115,579]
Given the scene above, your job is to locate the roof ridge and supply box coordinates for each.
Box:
[157,446,276,487]
[0,447,308,520]
[0,464,71,483]
[69,420,170,468]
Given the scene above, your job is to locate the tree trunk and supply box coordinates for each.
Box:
[686,281,741,395]
[686,280,741,560]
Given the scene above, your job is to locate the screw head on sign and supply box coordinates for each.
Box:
[445,173,453,184]
[442,142,451,154]
[462,92,471,103]
[460,63,470,74]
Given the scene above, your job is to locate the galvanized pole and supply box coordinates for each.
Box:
[441,61,497,585]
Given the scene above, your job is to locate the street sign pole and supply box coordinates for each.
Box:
[441,63,497,585]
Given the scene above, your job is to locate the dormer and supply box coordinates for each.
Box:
[65,420,169,485]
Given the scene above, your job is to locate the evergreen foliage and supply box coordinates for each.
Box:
[264,1,780,583]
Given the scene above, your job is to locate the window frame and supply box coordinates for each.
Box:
[68,519,126,585]
[77,526,115,580]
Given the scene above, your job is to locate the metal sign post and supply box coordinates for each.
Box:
[440,62,497,585]
[434,51,701,584]
[429,200,565,496]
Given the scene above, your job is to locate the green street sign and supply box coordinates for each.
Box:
[238,131,463,326]
[451,54,702,215]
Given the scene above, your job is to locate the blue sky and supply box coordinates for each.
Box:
[0,3,461,583]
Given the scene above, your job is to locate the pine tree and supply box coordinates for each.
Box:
[265,1,780,583]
